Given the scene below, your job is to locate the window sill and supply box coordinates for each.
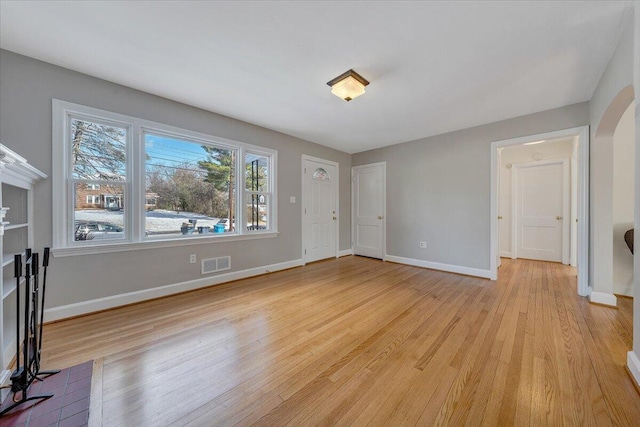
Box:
[52,231,279,258]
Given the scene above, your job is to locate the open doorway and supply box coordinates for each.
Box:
[612,102,635,297]
[498,139,575,265]
[490,126,589,296]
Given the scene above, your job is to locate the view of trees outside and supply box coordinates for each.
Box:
[71,118,126,181]
[71,120,269,239]
[145,134,235,235]
[71,119,127,240]
[245,154,269,230]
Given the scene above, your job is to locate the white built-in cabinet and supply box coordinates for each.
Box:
[0,144,46,388]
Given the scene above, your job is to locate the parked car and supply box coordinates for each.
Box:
[75,221,124,241]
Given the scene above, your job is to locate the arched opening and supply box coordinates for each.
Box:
[612,102,635,296]
[590,85,635,306]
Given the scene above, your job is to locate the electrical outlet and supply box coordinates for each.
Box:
[190,254,197,264]
[419,241,427,248]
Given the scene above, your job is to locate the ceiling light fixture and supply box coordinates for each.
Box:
[327,69,369,102]
[523,140,546,145]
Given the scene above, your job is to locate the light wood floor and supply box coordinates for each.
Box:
[40,257,639,426]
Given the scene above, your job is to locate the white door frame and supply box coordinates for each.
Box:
[301,155,339,264]
[490,126,589,296]
[351,162,386,260]
[511,158,570,264]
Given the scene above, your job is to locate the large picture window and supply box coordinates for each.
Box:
[144,132,237,237]
[53,100,277,253]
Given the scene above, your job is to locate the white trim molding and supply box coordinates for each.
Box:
[589,291,617,307]
[44,259,303,322]
[385,255,492,279]
[338,249,354,257]
[628,351,640,389]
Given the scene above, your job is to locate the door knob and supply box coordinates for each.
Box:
[333,217,336,220]
[378,216,383,220]
[556,216,562,220]
[498,216,503,220]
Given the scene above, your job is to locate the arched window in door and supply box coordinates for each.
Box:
[312,168,330,181]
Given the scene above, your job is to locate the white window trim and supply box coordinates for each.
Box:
[52,99,278,257]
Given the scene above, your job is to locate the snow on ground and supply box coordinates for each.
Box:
[75,209,222,234]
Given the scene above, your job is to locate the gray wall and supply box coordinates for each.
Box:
[352,103,589,271]
[0,50,351,308]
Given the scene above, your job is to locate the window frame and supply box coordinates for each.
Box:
[244,150,273,231]
[52,100,278,257]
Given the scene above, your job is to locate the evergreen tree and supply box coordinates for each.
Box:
[198,147,235,230]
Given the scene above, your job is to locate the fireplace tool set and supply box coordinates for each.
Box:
[0,248,59,417]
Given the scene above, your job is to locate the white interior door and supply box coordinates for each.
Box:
[303,157,337,263]
[352,163,385,259]
[513,159,569,263]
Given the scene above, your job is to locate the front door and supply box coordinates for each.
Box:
[303,157,337,263]
[514,159,569,263]
[352,163,385,259]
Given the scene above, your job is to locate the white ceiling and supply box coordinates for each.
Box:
[0,1,632,153]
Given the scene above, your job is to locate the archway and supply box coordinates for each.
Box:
[590,85,635,306]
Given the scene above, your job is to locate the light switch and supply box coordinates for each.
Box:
[290,196,296,203]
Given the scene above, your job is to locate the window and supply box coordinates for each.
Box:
[144,132,237,237]
[70,117,127,242]
[85,195,101,204]
[245,153,271,230]
[53,100,277,253]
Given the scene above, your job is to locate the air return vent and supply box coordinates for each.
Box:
[201,256,231,274]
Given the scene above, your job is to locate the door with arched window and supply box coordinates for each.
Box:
[302,156,338,263]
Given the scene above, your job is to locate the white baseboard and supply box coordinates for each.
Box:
[627,351,640,389]
[499,251,511,258]
[0,369,10,402]
[44,259,303,322]
[338,249,353,257]
[384,255,492,279]
[589,291,617,307]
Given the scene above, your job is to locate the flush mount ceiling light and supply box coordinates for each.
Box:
[327,69,369,102]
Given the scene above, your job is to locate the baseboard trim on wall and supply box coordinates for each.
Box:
[338,249,354,257]
[499,251,512,258]
[0,368,11,401]
[384,255,492,279]
[589,291,618,307]
[627,351,640,392]
[44,259,304,322]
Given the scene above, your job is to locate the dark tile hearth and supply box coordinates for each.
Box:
[0,360,92,427]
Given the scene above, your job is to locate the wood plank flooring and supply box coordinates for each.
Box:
[39,257,639,426]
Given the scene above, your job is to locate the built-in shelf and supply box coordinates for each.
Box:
[1,143,47,370]
[2,255,14,268]
[4,223,27,231]
[2,278,23,300]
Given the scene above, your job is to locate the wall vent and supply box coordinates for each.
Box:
[201,256,231,275]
